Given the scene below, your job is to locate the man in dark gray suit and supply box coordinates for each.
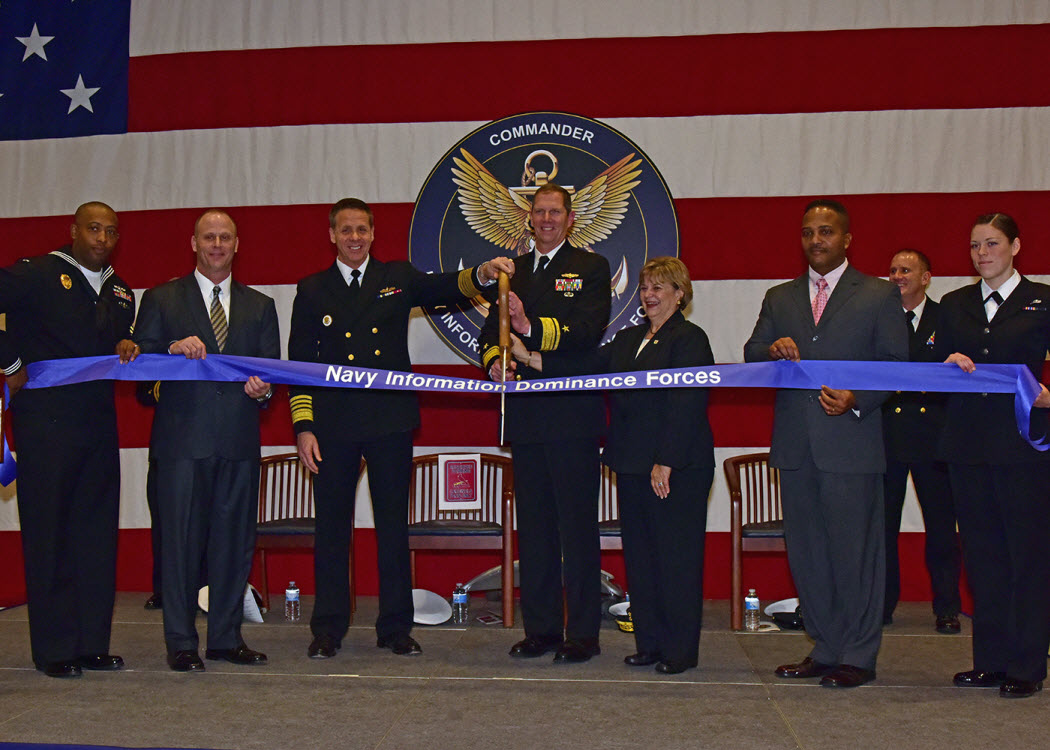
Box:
[133,210,280,672]
[744,200,908,688]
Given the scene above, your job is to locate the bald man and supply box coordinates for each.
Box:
[0,202,135,678]
[133,210,280,672]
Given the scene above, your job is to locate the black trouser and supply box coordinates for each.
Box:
[311,429,414,642]
[157,455,257,652]
[618,466,712,667]
[13,413,119,669]
[950,462,1050,683]
[883,457,961,619]
[512,437,602,642]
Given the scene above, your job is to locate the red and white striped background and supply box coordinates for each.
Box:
[2,1,1048,601]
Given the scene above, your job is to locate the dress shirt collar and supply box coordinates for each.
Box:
[905,295,927,331]
[534,240,565,272]
[980,270,1020,303]
[195,269,232,315]
[336,255,370,284]
[808,258,849,300]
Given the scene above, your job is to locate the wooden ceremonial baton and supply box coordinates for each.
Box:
[498,271,510,445]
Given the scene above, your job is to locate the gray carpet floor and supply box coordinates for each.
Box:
[0,594,1045,749]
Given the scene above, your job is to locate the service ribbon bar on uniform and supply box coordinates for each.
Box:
[22,354,1047,451]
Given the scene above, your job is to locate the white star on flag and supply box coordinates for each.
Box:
[16,23,55,62]
[60,75,100,114]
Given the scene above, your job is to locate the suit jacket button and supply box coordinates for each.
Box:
[372,327,379,334]
[983,327,990,334]
[345,332,352,338]
[374,349,381,356]
[894,407,901,413]
[981,348,989,355]
[348,354,355,361]
[920,407,926,414]
[812,335,818,341]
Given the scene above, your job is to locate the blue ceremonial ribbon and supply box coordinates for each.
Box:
[23,353,1048,451]
[0,384,16,486]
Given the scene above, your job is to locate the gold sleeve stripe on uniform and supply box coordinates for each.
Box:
[457,268,482,298]
[289,394,314,424]
[539,317,560,351]
[151,382,161,403]
[481,345,501,369]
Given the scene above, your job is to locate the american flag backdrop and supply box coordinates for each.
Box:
[2,0,1050,601]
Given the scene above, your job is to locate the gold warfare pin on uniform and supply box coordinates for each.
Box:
[60,274,72,290]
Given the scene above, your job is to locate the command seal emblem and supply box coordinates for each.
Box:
[409,112,678,364]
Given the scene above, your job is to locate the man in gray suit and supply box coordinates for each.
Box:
[744,200,908,688]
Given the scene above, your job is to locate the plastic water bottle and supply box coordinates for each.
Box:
[285,581,301,622]
[744,588,760,631]
[452,583,468,624]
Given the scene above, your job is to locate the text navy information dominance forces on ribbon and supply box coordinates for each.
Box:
[21,353,1048,452]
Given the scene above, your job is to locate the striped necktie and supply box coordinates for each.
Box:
[210,285,228,352]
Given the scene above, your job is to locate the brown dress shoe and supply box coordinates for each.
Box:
[774,656,835,679]
[820,664,876,688]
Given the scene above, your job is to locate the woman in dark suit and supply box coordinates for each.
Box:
[936,213,1050,699]
[512,257,714,674]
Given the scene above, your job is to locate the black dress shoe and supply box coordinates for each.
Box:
[78,654,124,671]
[935,615,961,634]
[1000,677,1043,698]
[774,657,835,679]
[308,634,340,659]
[624,651,661,666]
[205,644,267,665]
[953,669,1006,688]
[820,664,876,688]
[168,650,205,672]
[143,594,162,610]
[509,635,563,658]
[42,661,82,678]
[655,660,694,675]
[553,638,600,664]
[377,632,422,655]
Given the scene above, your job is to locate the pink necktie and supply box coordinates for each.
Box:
[812,277,828,324]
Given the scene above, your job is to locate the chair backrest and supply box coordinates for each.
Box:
[598,463,619,523]
[724,452,782,525]
[408,453,513,524]
[258,452,316,523]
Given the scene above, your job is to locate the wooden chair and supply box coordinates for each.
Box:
[407,453,515,626]
[724,452,785,630]
[597,464,622,550]
[254,452,360,618]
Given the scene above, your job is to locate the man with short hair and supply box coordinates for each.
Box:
[289,198,513,659]
[480,183,611,664]
[744,200,908,687]
[0,202,134,678]
[882,249,961,633]
[133,210,280,672]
